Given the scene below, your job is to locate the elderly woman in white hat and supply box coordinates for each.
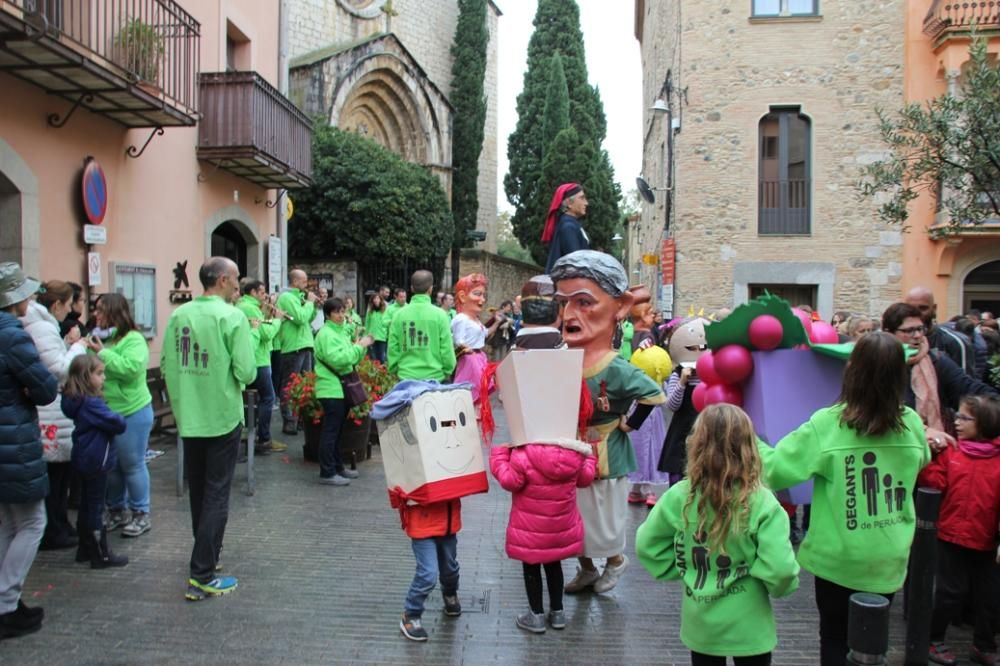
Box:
[0,262,58,640]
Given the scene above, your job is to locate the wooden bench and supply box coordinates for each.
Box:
[147,367,176,436]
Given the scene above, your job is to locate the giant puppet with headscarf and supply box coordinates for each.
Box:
[550,250,666,594]
[542,183,590,274]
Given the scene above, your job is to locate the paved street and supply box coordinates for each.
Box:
[5,407,962,665]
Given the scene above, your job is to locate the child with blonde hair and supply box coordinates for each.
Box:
[637,404,800,665]
[61,355,127,568]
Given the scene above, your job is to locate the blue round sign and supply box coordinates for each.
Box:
[81,159,107,225]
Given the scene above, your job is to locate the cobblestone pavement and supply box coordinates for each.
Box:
[4,408,962,665]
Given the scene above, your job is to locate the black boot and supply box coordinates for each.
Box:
[89,529,128,569]
[75,529,91,563]
[0,602,42,640]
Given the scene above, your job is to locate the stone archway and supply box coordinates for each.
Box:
[204,205,261,279]
[962,258,1000,314]
[0,138,40,276]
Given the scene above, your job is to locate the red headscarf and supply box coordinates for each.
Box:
[540,183,582,243]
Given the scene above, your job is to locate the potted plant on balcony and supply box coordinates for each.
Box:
[285,371,323,462]
[113,18,164,90]
[341,357,398,464]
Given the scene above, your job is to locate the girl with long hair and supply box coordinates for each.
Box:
[637,404,800,665]
[20,280,88,550]
[60,355,127,568]
[758,332,931,665]
[84,293,153,538]
[364,292,388,364]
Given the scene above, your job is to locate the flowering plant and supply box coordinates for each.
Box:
[284,371,323,426]
[348,356,398,425]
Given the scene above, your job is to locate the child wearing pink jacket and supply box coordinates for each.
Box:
[490,440,596,634]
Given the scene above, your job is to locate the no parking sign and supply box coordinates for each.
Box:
[81,158,107,225]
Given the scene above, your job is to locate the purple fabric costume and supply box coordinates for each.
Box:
[627,398,670,485]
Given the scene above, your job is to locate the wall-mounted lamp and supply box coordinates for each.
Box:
[611,233,624,242]
[650,99,669,113]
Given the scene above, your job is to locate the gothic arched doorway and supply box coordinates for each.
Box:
[963,259,1000,315]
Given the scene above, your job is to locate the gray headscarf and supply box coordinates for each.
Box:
[550,250,628,297]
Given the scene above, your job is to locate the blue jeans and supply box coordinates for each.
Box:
[404,535,459,618]
[106,403,153,514]
[368,340,387,364]
[318,398,347,479]
[253,366,275,443]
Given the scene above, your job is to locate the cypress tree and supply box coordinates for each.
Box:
[504,0,620,264]
[542,53,569,152]
[449,0,489,276]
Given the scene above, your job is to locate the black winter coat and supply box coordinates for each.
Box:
[0,311,58,503]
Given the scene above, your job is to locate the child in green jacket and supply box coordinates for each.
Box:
[637,404,800,666]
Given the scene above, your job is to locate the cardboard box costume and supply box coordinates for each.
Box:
[376,385,488,507]
[495,348,585,445]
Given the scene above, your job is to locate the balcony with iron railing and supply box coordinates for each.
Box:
[924,0,1000,45]
[0,0,199,128]
[758,179,811,235]
[197,71,314,190]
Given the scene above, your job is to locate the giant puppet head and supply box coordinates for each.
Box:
[550,251,634,364]
[667,316,711,368]
[453,273,488,319]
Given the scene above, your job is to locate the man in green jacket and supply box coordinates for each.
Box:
[388,271,456,381]
[236,279,285,454]
[161,257,257,602]
[276,269,319,435]
[383,287,408,334]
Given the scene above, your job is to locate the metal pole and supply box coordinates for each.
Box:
[847,593,890,666]
[904,487,942,665]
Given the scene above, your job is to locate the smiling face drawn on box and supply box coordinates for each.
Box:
[415,391,479,481]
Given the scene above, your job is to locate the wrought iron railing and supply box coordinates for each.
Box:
[198,71,313,186]
[0,0,200,112]
[924,0,1000,40]
[758,178,810,234]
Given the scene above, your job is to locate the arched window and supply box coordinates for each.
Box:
[758,107,811,235]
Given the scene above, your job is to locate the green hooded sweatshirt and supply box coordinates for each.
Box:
[365,308,387,342]
[619,319,634,361]
[758,403,930,593]
[236,295,279,367]
[387,294,456,381]
[98,330,152,417]
[275,288,316,354]
[637,481,800,657]
[314,320,366,399]
[161,295,257,438]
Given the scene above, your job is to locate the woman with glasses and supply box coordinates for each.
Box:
[881,303,996,442]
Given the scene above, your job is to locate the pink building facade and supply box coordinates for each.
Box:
[0,0,312,365]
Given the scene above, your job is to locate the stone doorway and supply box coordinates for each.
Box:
[0,170,20,266]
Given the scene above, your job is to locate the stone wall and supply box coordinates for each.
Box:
[286,0,499,251]
[458,249,542,310]
[636,1,906,318]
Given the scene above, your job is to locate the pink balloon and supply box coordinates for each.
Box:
[809,321,840,344]
[713,344,754,384]
[692,382,709,412]
[704,383,743,408]
[695,352,721,385]
[748,314,783,351]
[792,308,813,338]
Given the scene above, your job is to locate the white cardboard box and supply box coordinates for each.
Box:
[496,348,584,445]
[377,386,487,502]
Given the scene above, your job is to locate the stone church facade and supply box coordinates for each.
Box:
[287,0,501,251]
[634,0,906,319]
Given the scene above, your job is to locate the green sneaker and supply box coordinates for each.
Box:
[184,576,238,602]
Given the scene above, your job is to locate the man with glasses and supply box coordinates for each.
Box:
[905,287,976,378]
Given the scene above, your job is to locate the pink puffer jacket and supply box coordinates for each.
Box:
[489,441,596,564]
